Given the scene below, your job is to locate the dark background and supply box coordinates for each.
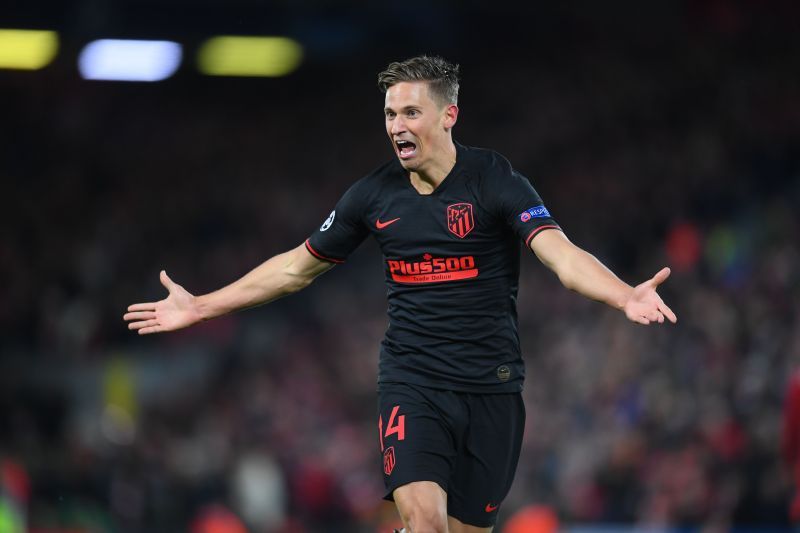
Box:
[2,1,800,531]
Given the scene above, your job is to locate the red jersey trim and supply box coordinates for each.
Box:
[304,239,345,264]
[525,225,561,248]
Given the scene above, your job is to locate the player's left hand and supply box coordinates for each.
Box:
[623,267,677,325]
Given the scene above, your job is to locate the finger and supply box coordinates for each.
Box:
[127,302,156,312]
[644,311,658,322]
[649,267,672,288]
[160,270,174,291]
[123,311,156,322]
[659,302,678,323]
[628,313,650,325]
[129,319,159,330]
[138,325,162,335]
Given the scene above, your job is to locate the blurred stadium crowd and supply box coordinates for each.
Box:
[2,3,800,532]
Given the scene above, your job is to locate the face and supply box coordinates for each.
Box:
[384,81,458,172]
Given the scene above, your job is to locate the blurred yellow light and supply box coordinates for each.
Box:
[197,36,302,77]
[0,29,58,70]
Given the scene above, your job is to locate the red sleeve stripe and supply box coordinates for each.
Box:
[525,225,562,247]
[304,239,345,264]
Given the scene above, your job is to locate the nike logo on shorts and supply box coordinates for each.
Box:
[485,502,499,513]
[376,217,400,229]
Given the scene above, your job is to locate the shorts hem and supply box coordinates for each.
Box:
[447,509,498,529]
[383,476,449,502]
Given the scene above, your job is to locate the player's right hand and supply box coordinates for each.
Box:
[623,267,677,326]
[123,270,201,335]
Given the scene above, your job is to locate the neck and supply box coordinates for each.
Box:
[409,141,457,195]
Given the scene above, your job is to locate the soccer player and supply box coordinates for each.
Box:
[124,56,676,533]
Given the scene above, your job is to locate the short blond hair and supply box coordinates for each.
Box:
[378,55,460,107]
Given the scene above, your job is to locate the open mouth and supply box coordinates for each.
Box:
[395,140,417,159]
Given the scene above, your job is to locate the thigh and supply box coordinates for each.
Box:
[447,392,525,528]
[377,383,463,500]
[393,480,448,531]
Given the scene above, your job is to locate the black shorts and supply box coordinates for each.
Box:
[377,382,525,528]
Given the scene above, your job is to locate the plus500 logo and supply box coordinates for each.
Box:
[386,255,478,284]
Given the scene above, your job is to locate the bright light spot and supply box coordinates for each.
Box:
[0,29,58,70]
[197,36,302,77]
[78,39,182,82]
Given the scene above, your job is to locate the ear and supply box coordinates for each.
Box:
[443,104,459,130]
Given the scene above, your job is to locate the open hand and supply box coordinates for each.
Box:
[624,267,677,325]
[123,271,201,334]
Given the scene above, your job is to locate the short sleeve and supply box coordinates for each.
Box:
[305,181,369,263]
[488,153,561,248]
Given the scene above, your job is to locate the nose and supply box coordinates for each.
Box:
[390,115,406,135]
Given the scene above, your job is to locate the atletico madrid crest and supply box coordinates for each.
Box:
[384,446,396,475]
[447,203,475,239]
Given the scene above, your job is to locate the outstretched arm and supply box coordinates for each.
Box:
[124,243,334,335]
[530,229,676,325]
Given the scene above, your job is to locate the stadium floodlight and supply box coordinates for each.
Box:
[197,36,302,77]
[0,29,59,70]
[78,39,182,82]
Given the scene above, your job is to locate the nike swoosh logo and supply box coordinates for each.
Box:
[485,503,499,513]
[376,217,400,229]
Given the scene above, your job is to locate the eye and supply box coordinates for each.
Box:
[407,109,419,118]
[385,111,396,119]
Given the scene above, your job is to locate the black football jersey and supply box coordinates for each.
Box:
[306,143,560,392]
